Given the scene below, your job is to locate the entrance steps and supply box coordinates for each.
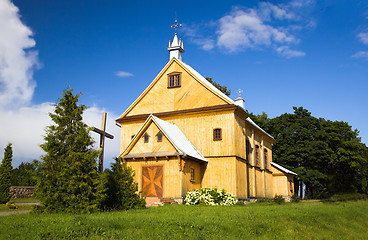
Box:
[145,197,178,207]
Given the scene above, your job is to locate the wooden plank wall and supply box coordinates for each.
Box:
[126,61,228,117]
[181,159,203,196]
[126,158,183,198]
[201,157,236,195]
[128,123,176,154]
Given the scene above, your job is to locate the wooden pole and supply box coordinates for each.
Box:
[92,112,114,173]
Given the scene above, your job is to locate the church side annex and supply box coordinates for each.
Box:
[116,24,295,203]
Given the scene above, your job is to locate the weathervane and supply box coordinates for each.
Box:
[237,89,243,98]
[171,19,182,34]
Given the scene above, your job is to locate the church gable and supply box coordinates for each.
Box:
[122,118,178,157]
[120,58,234,118]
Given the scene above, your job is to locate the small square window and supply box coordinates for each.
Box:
[168,73,181,88]
[213,128,222,141]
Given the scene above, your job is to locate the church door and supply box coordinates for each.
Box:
[142,166,163,197]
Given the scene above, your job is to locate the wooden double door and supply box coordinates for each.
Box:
[142,166,163,197]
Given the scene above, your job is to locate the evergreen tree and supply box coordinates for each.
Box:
[99,158,146,210]
[36,87,100,213]
[0,143,13,203]
[11,160,40,186]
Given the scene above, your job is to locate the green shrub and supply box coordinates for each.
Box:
[273,195,285,204]
[184,187,237,206]
[99,158,146,211]
[292,195,301,203]
[324,193,368,203]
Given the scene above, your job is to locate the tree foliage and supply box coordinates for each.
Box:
[11,160,40,186]
[205,77,231,96]
[0,143,13,203]
[259,107,368,198]
[99,158,146,210]
[36,87,101,213]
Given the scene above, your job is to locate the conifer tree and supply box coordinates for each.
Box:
[99,158,146,210]
[0,143,13,203]
[36,87,100,213]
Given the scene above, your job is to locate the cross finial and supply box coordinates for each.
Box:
[237,89,243,98]
[171,19,182,34]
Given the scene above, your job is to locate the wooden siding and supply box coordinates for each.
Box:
[202,157,237,195]
[236,158,248,199]
[125,60,230,117]
[182,159,203,196]
[128,123,176,155]
[126,158,183,198]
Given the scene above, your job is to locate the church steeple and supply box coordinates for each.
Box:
[168,19,184,61]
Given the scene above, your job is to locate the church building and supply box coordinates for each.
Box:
[116,28,296,203]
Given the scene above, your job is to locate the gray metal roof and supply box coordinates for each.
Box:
[271,162,297,175]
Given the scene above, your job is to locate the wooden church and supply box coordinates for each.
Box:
[116,28,296,203]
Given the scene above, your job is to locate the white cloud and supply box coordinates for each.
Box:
[115,71,133,78]
[351,51,368,59]
[276,46,306,58]
[358,32,368,45]
[0,103,121,168]
[259,2,296,21]
[217,7,297,53]
[0,0,38,108]
[183,2,313,58]
[0,0,120,169]
[182,24,216,51]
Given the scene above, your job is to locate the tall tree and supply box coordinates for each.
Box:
[36,87,101,213]
[205,77,231,96]
[0,143,13,203]
[321,119,368,194]
[266,107,331,198]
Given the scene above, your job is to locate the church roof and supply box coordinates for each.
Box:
[121,114,207,162]
[246,117,274,140]
[179,60,235,105]
[271,162,297,175]
[179,60,274,140]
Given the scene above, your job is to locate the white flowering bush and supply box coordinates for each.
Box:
[184,187,237,206]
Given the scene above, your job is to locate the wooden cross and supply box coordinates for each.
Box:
[92,112,114,173]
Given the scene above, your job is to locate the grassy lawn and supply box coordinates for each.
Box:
[0,200,368,239]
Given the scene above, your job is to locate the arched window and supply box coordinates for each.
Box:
[157,132,163,142]
[143,133,149,143]
[213,128,222,141]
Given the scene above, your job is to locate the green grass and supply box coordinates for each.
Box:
[1,200,368,239]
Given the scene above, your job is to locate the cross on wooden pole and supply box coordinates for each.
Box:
[92,112,114,173]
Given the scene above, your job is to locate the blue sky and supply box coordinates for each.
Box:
[1,0,367,167]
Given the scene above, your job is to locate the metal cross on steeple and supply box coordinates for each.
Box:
[237,89,243,98]
[171,19,182,33]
